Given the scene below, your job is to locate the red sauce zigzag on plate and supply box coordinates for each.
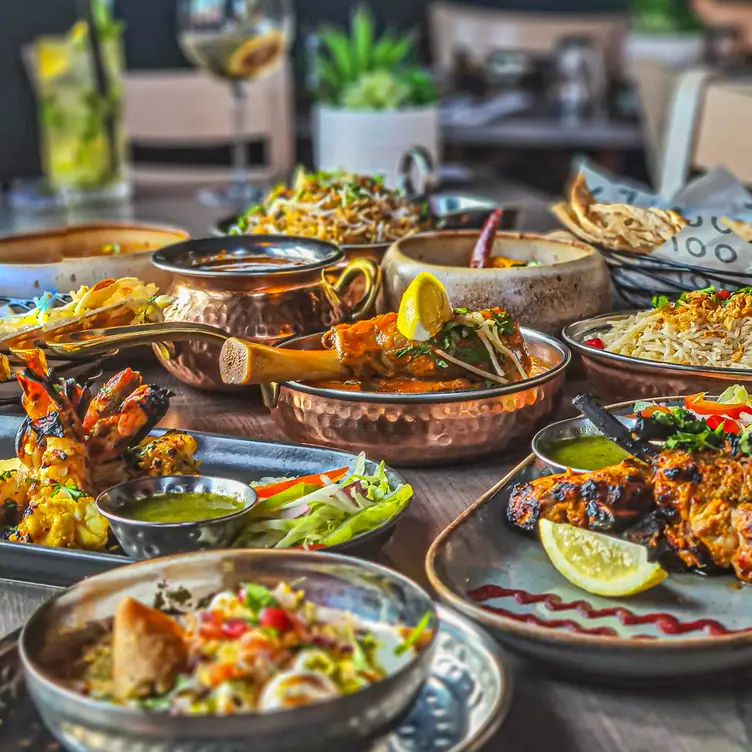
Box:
[467,584,742,638]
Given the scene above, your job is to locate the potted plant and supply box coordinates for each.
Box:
[626,0,704,73]
[311,6,439,187]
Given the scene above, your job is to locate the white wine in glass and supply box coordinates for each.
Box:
[177,0,293,207]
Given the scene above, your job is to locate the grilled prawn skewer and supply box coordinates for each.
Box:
[4,350,196,551]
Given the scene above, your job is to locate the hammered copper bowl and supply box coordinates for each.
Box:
[20,549,437,752]
[563,312,752,402]
[151,236,380,390]
[262,329,570,466]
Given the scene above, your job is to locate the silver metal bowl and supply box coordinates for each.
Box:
[263,328,571,466]
[531,413,636,473]
[563,312,752,402]
[96,475,257,560]
[19,549,438,752]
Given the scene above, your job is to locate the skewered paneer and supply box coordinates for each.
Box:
[508,447,752,583]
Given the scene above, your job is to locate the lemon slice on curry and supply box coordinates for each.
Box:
[397,272,453,341]
[226,31,285,78]
[538,519,668,597]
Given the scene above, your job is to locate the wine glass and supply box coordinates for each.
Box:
[177,0,294,208]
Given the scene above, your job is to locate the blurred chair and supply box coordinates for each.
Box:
[427,1,627,78]
[632,58,716,196]
[124,60,294,187]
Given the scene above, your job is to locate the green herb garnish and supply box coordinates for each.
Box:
[395,611,432,656]
[52,483,86,500]
[240,583,277,614]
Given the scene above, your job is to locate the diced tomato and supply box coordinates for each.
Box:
[254,467,349,499]
[221,618,250,639]
[259,607,295,633]
[198,609,225,640]
[685,393,749,420]
[706,415,724,430]
[584,337,605,349]
[705,415,740,434]
[718,289,731,300]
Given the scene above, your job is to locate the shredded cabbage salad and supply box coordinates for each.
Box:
[236,453,412,550]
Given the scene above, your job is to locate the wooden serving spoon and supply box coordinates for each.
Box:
[219,337,349,386]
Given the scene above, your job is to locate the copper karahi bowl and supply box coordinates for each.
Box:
[261,329,570,467]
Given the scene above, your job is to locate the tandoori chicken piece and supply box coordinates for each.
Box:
[508,459,654,533]
[508,447,752,583]
[322,308,531,387]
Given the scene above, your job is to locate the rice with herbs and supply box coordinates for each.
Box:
[231,169,427,245]
[601,290,752,369]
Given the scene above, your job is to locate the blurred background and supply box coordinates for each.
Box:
[2,0,752,210]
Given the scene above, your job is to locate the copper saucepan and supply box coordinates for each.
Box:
[150,236,380,390]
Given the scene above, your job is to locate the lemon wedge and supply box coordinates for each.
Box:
[396,272,453,341]
[538,519,668,597]
[36,41,70,80]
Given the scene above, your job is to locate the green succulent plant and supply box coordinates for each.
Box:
[313,5,438,111]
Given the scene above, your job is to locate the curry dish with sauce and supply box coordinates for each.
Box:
[311,307,544,393]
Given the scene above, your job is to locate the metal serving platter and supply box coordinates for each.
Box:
[0,416,410,587]
[0,605,511,752]
[562,311,752,402]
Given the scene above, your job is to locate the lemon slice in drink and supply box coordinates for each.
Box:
[396,272,453,341]
[36,42,70,80]
[226,31,285,79]
[538,519,668,597]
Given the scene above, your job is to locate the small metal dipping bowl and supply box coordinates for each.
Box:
[262,328,571,466]
[96,475,257,560]
[531,396,685,472]
[531,413,636,474]
[20,549,437,752]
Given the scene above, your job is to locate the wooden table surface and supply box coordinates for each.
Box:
[0,185,749,752]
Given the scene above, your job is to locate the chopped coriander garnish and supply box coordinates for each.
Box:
[395,611,432,656]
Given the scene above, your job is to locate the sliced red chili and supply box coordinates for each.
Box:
[718,289,731,300]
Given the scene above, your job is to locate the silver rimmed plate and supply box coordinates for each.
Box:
[0,605,510,752]
[562,312,752,402]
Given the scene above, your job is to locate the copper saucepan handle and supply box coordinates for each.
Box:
[219,337,349,386]
[330,257,382,321]
[45,322,230,359]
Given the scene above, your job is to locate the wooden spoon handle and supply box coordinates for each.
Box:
[219,337,349,386]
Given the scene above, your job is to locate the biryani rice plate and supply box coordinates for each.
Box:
[601,289,752,369]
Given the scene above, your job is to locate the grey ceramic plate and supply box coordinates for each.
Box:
[0,605,510,752]
[0,416,410,587]
[427,454,752,680]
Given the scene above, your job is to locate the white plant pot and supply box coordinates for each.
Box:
[313,104,440,188]
[625,32,704,77]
